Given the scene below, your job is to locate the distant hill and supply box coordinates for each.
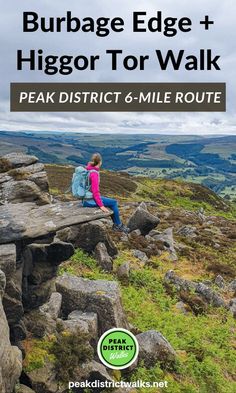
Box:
[0,131,235,200]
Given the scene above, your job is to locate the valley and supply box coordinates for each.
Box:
[0,131,235,201]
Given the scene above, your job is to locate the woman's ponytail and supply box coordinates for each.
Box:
[89,153,102,167]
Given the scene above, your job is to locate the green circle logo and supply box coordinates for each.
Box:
[97,328,139,370]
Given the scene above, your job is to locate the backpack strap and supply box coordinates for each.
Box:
[81,169,99,203]
[85,169,99,196]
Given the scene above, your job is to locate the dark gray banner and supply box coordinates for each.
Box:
[11,83,226,112]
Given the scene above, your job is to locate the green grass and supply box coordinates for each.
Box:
[136,178,236,220]
[58,248,114,281]
[122,269,236,393]
[71,249,98,269]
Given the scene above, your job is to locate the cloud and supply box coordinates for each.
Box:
[0,0,236,134]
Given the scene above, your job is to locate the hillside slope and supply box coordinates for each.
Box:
[44,164,236,392]
[46,165,236,278]
[45,164,234,216]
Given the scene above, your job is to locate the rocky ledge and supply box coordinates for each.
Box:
[0,153,169,393]
[0,202,111,244]
[0,153,117,393]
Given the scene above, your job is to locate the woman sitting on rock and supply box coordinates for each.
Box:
[83,153,130,233]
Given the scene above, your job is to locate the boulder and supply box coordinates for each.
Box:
[57,221,117,256]
[0,269,22,393]
[0,243,24,334]
[0,180,50,205]
[0,202,112,244]
[177,225,197,238]
[56,274,128,334]
[68,310,98,338]
[197,207,206,223]
[117,262,130,280]
[165,270,227,308]
[3,278,24,326]
[7,163,49,192]
[175,301,189,314]
[24,291,62,338]
[145,235,153,242]
[23,309,56,338]
[28,172,49,192]
[24,292,61,338]
[148,229,161,237]
[26,360,112,393]
[17,385,36,393]
[127,203,160,235]
[151,228,178,261]
[165,270,197,292]
[0,154,50,206]
[0,244,16,279]
[214,275,225,289]
[228,279,236,293]
[22,241,74,309]
[130,229,142,237]
[60,318,89,335]
[40,292,62,319]
[26,360,58,393]
[9,162,45,175]
[1,153,38,168]
[74,360,113,387]
[23,240,74,281]
[195,283,226,308]
[137,330,176,368]
[132,249,148,262]
[11,320,27,343]
[94,242,113,272]
[229,298,236,318]
[120,233,129,243]
[23,277,55,311]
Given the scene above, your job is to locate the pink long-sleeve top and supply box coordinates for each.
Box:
[86,164,103,207]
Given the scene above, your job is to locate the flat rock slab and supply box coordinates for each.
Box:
[0,202,111,244]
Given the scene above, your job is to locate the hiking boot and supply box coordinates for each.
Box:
[112,223,130,234]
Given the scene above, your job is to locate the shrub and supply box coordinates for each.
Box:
[0,158,12,173]
[58,248,114,281]
[8,168,30,180]
[23,337,55,372]
[51,330,93,382]
[71,248,97,269]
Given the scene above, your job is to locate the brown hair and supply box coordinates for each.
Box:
[89,153,102,167]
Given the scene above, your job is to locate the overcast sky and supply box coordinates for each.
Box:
[0,0,235,135]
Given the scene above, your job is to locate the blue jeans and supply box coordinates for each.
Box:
[83,197,121,225]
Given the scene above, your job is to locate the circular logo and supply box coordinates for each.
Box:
[97,328,139,370]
